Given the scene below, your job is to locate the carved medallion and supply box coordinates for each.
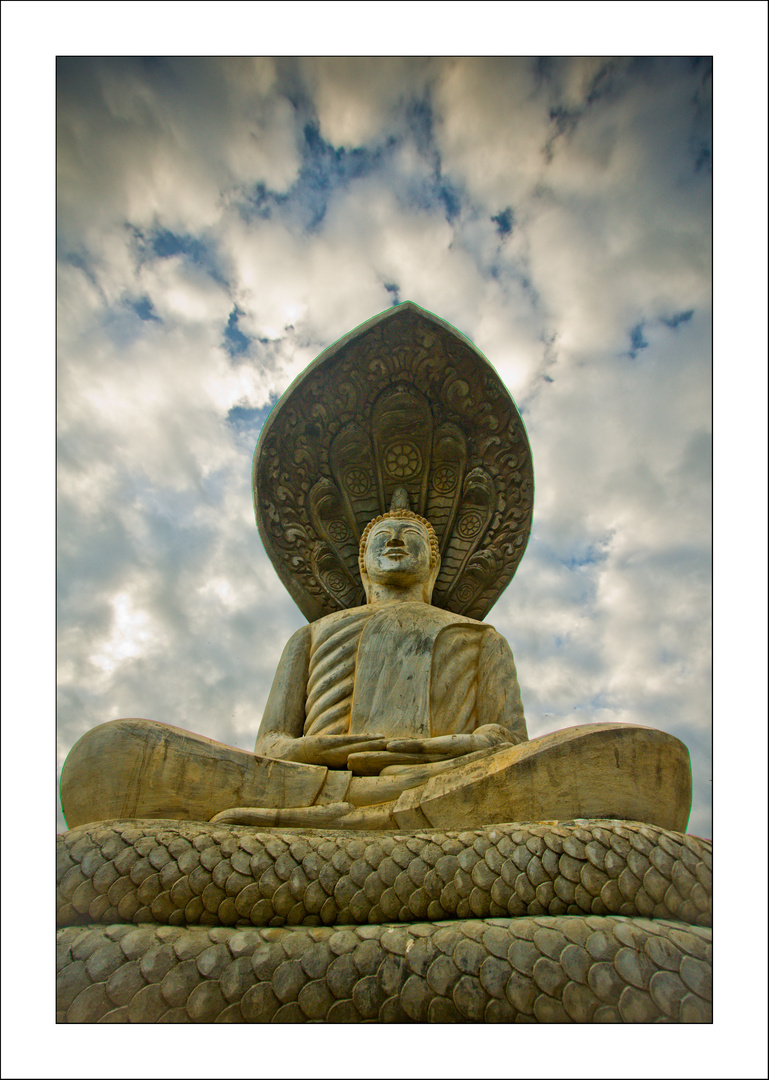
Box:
[253,302,534,622]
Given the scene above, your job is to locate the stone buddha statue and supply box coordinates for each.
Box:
[254,498,527,772]
[60,303,692,835]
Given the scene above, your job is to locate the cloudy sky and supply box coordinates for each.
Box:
[51,52,720,836]
[2,2,767,1071]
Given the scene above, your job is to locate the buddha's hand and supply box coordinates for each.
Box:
[270,733,388,768]
[385,724,513,760]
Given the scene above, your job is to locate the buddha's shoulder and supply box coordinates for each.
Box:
[312,605,370,626]
[306,606,372,640]
[435,607,489,629]
[307,603,496,633]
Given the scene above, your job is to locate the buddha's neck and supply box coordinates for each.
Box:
[365,582,431,606]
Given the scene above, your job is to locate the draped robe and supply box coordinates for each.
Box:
[256,602,527,754]
[60,599,692,834]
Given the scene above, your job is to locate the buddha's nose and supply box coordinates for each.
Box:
[386,535,405,548]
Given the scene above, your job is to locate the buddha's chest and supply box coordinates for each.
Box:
[305,605,483,740]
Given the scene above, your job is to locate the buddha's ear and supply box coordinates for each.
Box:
[424,551,441,603]
[360,565,372,603]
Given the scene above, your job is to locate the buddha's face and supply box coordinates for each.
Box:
[363,517,433,588]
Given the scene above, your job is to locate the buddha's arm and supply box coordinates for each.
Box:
[255,625,387,767]
[254,626,312,758]
[477,628,528,744]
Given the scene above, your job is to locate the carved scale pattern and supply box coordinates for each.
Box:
[56,819,713,1023]
[57,917,713,1023]
[57,819,712,931]
[254,304,534,622]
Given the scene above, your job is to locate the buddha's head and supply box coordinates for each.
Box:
[359,508,440,604]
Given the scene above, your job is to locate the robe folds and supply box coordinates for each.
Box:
[259,602,528,748]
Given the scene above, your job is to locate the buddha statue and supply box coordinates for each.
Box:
[60,303,692,834]
[253,499,526,768]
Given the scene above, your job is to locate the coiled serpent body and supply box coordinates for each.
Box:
[57,818,712,1023]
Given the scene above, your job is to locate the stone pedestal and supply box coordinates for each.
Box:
[57,817,712,1023]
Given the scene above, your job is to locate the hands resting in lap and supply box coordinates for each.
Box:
[272,725,513,773]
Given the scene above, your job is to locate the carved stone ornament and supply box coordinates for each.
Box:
[253,302,534,622]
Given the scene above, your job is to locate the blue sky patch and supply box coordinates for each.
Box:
[549,105,580,136]
[236,91,465,235]
[101,296,163,345]
[224,308,251,357]
[491,208,514,237]
[129,224,228,286]
[241,125,386,232]
[692,143,711,173]
[437,180,462,222]
[61,250,101,290]
[661,309,694,329]
[563,543,608,570]
[127,295,161,322]
[151,228,209,264]
[627,322,649,359]
[297,124,382,229]
[244,182,283,221]
[404,97,435,156]
[585,62,618,105]
[226,402,276,433]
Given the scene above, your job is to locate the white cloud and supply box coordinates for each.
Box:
[306,57,434,149]
[57,57,303,252]
[433,57,553,209]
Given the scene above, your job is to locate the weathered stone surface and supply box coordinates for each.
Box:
[55,915,713,1022]
[60,718,330,829]
[61,696,691,836]
[58,819,710,933]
